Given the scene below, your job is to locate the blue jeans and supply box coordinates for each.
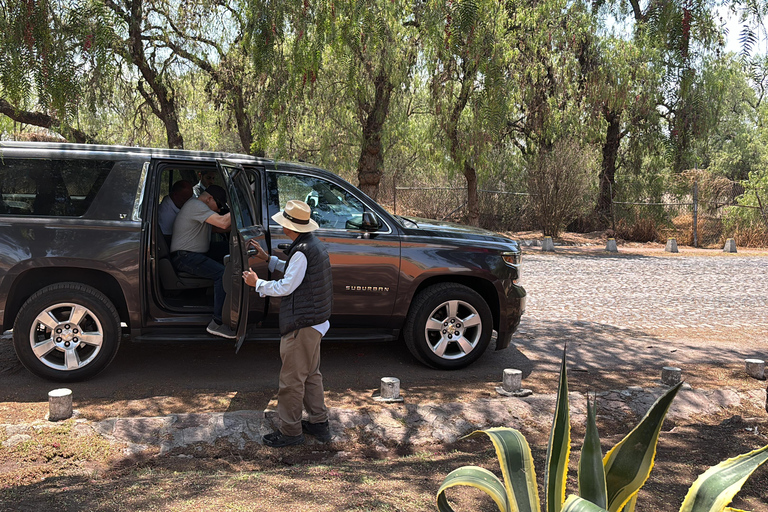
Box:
[172,250,225,323]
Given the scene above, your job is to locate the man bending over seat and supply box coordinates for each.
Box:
[170,184,236,339]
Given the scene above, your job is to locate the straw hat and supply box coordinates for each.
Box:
[272,200,319,233]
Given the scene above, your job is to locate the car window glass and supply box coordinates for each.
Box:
[227,180,252,230]
[267,172,368,230]
[0,158,114,217]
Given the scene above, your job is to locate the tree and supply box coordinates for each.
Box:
[102,0,188,148]
[0,0,117,141]
[418,0,514,226]
[246,0,420,199]
[578,36,661,225]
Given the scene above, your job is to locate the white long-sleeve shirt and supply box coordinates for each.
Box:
[254,253,330,336]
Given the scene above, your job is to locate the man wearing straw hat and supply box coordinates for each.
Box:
[243,200,333,447]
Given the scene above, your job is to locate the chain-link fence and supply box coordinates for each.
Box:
[375,177,768,246]
[378,184,534,232]
[612,200,767,248]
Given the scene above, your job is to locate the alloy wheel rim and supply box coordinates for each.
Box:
[28,303,104,371]
[424,299,483,360]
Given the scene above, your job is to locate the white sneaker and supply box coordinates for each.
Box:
[206,320,237,339]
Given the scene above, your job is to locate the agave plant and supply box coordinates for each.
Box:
[436,348,768,512]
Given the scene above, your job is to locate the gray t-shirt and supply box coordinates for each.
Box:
[170,198,215,253]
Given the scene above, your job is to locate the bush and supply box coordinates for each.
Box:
[526,139,598,238]
[615,217,660,243]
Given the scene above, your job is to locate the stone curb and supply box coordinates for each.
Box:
[4,386,765,456]
[11,385,754,456]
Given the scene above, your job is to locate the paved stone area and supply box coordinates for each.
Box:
[514,253,768,375]
[522,253,768,331]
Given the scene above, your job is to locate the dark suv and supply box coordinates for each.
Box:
[0,142,526,381]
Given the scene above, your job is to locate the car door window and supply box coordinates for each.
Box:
[0,158,114,217]
[267,172,368,230]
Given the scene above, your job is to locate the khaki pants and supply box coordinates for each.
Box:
[277,326,328,436]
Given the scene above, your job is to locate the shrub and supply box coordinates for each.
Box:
[615,217,660,243]
[526,139,598,238]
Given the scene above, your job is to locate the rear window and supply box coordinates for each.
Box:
[0,158,115,217]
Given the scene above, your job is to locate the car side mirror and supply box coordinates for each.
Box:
[361,211,380,231]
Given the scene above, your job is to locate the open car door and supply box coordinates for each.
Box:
[217,160,267,352]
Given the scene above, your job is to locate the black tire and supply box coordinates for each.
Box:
[13,282,121,382]
[403,283,493,370]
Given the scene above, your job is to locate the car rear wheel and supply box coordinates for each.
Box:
[13,283,121,382]
[404,283,493,370]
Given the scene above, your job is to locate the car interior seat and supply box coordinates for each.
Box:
[156,233,213,290]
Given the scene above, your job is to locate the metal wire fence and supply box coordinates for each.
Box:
[375,178,768,246]
[379,184,535,232]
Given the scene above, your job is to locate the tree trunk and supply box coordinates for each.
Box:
[125,0,184,149]
[596,110,621,226]
[463,161,480,227]
[232,85,254,155]
[356,72,393,200]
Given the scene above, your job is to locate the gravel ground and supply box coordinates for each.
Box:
[515,251,768,377]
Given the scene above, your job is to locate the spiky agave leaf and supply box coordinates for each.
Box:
[562,495,610,512]
[603,382,683,512]
[619,494,638,512]
[545,346,571,512]
[678,444,768,512]
[437,466,511,512]
[466,427,541,512]
[578,395,607,509]
[436,427,541,512]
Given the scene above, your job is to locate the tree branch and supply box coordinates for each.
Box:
[0,98,95,143]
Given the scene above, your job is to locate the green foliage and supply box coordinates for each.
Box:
[436,349,768,512]
[0,0,118,132]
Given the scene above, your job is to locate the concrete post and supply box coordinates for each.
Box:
[661,367,681,386]
[373,377,404,403]
[723,238,737,253]
[496,369,532,397]
[502,369,522,392]
[665,238,678,253]
[542,236,555,252]
[48,388,73,421]
[745,359,765,380]
[605,238,618,252]
[380,377,400,399]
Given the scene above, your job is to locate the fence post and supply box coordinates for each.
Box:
[610,182,615,232]
[692,180,698,248]
[393,175,397,215]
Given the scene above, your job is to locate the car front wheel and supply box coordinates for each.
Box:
[13,283,121,382]
[404,283,493,370]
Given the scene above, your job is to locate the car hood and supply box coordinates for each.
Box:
[400,217,519,248]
